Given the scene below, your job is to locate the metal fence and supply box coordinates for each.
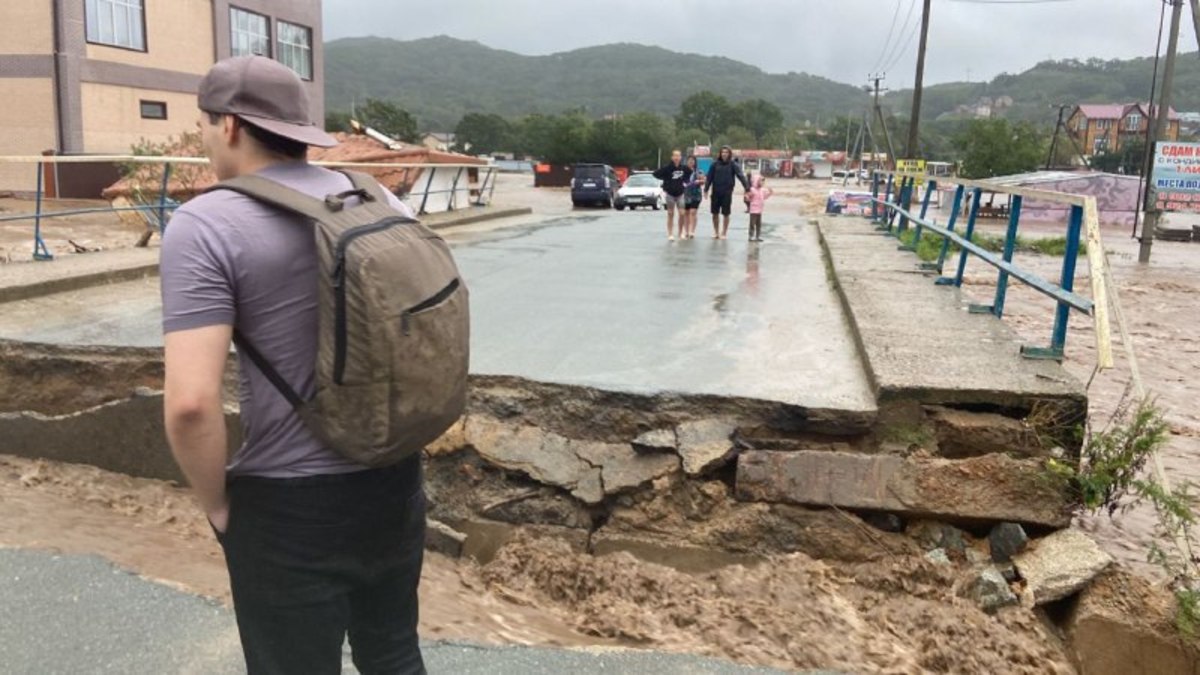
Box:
[0,155,498,261]
[869,170,1113,366]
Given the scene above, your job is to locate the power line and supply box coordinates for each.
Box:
[881,10,922,74]
[870,1,906,74]
[880,0,920,75]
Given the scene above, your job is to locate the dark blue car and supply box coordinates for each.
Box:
[571,163,620,208]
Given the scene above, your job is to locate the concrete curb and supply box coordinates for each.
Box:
[0,207,533,305]
[0,263,160,305]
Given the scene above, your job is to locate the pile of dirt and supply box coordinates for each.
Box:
[479,532,1074,673]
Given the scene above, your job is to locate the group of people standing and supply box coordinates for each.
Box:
[652,146,772,242]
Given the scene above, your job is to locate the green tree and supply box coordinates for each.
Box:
[516,112,592,165]
[673,126,708,153]
[954,119,1045,179]
[325,110,352,134]
[357,98,419,143]
[619,112,673,168]
[677,92,732,145]
[454,112,512,155]
[1092,139,1146,175]
[730,99,784,148]
[717,125,757,150]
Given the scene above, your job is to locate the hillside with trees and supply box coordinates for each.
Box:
[324,36,865,130]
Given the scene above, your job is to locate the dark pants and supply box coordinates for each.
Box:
[710,190,734,215]
[749,214,763,239]
[217,455,426,675]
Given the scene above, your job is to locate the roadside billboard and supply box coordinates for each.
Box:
[1150,141,1200,213]
[896,158,926,186]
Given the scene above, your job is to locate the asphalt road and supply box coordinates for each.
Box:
[0,548,803,674]
[0,206,872,412]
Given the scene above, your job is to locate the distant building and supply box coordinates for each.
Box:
[421,132,458,153]
[0,0,324,190]
[1067,103,1179,157]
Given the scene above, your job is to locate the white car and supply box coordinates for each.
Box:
[615,172,665,210]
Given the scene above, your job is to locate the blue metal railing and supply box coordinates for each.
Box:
[1,156,499,261]
[868,171,1092,361]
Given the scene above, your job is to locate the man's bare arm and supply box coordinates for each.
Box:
[164,324,232,530]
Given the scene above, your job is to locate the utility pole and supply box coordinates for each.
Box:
[1046,104,1068,169]
[1140,0,1184,264]
[906,0,932,159]
[870,74,897,165]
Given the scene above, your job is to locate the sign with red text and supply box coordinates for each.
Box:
[1151,141,1200,213]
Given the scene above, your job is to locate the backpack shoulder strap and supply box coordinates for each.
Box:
[338,170,394,206]
[206,174,333,222]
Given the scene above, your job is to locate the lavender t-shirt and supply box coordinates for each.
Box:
[160,162,415,478]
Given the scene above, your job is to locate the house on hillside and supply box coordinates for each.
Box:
[422,132,458,152]
[1067,103,1180,157]
[0,0,323,193]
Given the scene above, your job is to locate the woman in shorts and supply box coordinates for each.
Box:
[682,156,703,239]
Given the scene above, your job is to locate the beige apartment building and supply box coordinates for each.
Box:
[0,0,323,193]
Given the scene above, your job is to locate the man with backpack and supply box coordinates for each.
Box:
[651,149,692,240]
[704,146,750,239]
[161,55,468,674]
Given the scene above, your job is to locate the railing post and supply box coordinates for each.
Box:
[32,160,52,260]
[877,174,894,230]
[475,168,491,206]
[951,187,983,287]
[157,162,172,234]
[911,178,936,248]
[1050,204,1084,354]
[931,184,965,275]
[871,171,880,222]
[418,166,437,215]
[988,194,1023,318]
[448,166,464,211]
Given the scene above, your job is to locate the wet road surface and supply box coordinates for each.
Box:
[0,207,874,411]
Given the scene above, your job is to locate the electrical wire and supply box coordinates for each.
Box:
[879,0,919,75]
[883,1,916,74]
[870,1,906,74]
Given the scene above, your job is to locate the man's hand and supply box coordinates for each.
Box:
[208,502,231,534]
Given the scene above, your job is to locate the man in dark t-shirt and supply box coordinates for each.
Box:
[652,149,693,240]
[704,146,750,239]
[161,56,426,673]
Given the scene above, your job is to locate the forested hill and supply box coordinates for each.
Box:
[326,36,1200,130]
[323,36,866,129]
[885,54,1200,123]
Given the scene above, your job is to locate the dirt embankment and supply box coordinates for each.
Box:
[0,453,1084,673]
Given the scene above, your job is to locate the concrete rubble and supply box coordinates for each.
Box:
[674,419,738,476]
[925,405,1045,459]
[1014,528,1113,606]
[988,522,1029,563]
[734,449,1072,528]
[962,567,1019,614]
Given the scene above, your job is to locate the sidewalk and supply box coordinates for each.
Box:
[0,548,797,674]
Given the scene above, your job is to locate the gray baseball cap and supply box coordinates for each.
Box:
[198,55,337,148]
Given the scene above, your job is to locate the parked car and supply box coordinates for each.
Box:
[831,170,861,185]
[615,172,664,210]
[571,163,620,208]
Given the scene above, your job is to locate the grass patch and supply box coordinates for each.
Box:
[897,227,1086,263]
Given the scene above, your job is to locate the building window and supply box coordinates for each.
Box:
[85,0,146,51]
[1126,113,1142,131]
[230,7,270,57]
[277,21,313,80]
[1097,119,1112,130]
[139,100,167,120]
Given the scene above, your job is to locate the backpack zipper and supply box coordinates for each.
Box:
[400,277,461,336]
[332,216,411,385]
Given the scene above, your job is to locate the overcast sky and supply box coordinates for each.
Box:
[323,0,1178,88]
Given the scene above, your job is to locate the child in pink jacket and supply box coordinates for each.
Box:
[747,175,773,242]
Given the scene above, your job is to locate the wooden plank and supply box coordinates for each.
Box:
[1083,198,1115,369]
[872,171,1089,207]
